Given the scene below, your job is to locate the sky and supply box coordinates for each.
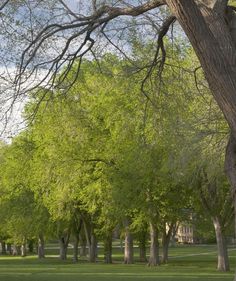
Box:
[0,0,179,141]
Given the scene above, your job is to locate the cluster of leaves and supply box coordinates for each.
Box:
[0,44,232,250]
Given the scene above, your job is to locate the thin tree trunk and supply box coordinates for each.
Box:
[79,229,87,257]
[124,219,134,264]
[1,242,6,255]
[162,239,169,264]
[212,217,230,271]
[73,236,79,263]
[72,216,82,263]
[38,234,45,259]
[162,223,175,264]
[57,223,70,261]
[6,243,12,255]
[59,238,68,260]
[104,233,112,264]
[16,246,21,255]
[12,245,18,256]
[80,240,87,257]
[28,240,34,253]
[83,220,97,263]
[21,243,26,257]
[88,232,97,263]
[12,245,21,256]
[138,230,147,262]
[120,238,124,253]
[148,222,159,266]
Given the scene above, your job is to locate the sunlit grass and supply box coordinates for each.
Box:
[0,244,235,281]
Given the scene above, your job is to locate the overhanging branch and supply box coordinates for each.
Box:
[14,0,167,95]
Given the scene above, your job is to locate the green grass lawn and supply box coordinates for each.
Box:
[0,245,235,281]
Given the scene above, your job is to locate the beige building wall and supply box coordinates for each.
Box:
[176,224,194,243]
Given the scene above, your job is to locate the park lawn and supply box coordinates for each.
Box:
[0,245,235,281]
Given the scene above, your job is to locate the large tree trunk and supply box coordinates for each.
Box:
[165,1,236,276]
[38,234,45,259]
[212,217,230,271]
[166,1,236,136]
[225,134,236,242]
[104,232,113,264]
[124,219,134,264]
[148,222,160,266]
[223,8,236,274]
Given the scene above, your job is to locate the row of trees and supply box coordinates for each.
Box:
[0,45,233,271]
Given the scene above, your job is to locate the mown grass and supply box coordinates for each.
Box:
[0,244,235,281]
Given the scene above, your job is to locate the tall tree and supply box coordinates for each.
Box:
[2,0,236,252]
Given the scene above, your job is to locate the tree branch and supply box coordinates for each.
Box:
[213,0,229,14]
[140,15,176,102]
[14,0,167,97]
[0,0,10,11]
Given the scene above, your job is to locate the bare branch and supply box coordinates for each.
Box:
[58,0,81,20]
[14,0,167,96]
[0,0,10,11]
[92,0,97,12]
[141,15,176,102]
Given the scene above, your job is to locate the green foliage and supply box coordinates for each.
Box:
[0,40,231,252]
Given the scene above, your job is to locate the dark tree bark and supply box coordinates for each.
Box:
[6,243,12,255]
[166,1,236,136]
[72,216,82,263]
[73,236,79,263]
[79,231,87,257]
[1,242,6,255]
[165,1,236,275]
[28,240,34,254]
[225,133,236,241]
[59,238,68,260]
[222,10,236,274]
[138,230,147,262]
[38,234,45,259]
[104,232,113,264]
[162,223,176,264]
[148,221,160,266]
[83,219,97,263]
[88,232,97,263]
[58,230,70,260]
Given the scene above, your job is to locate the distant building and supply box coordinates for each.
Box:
[176,223,195,243]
